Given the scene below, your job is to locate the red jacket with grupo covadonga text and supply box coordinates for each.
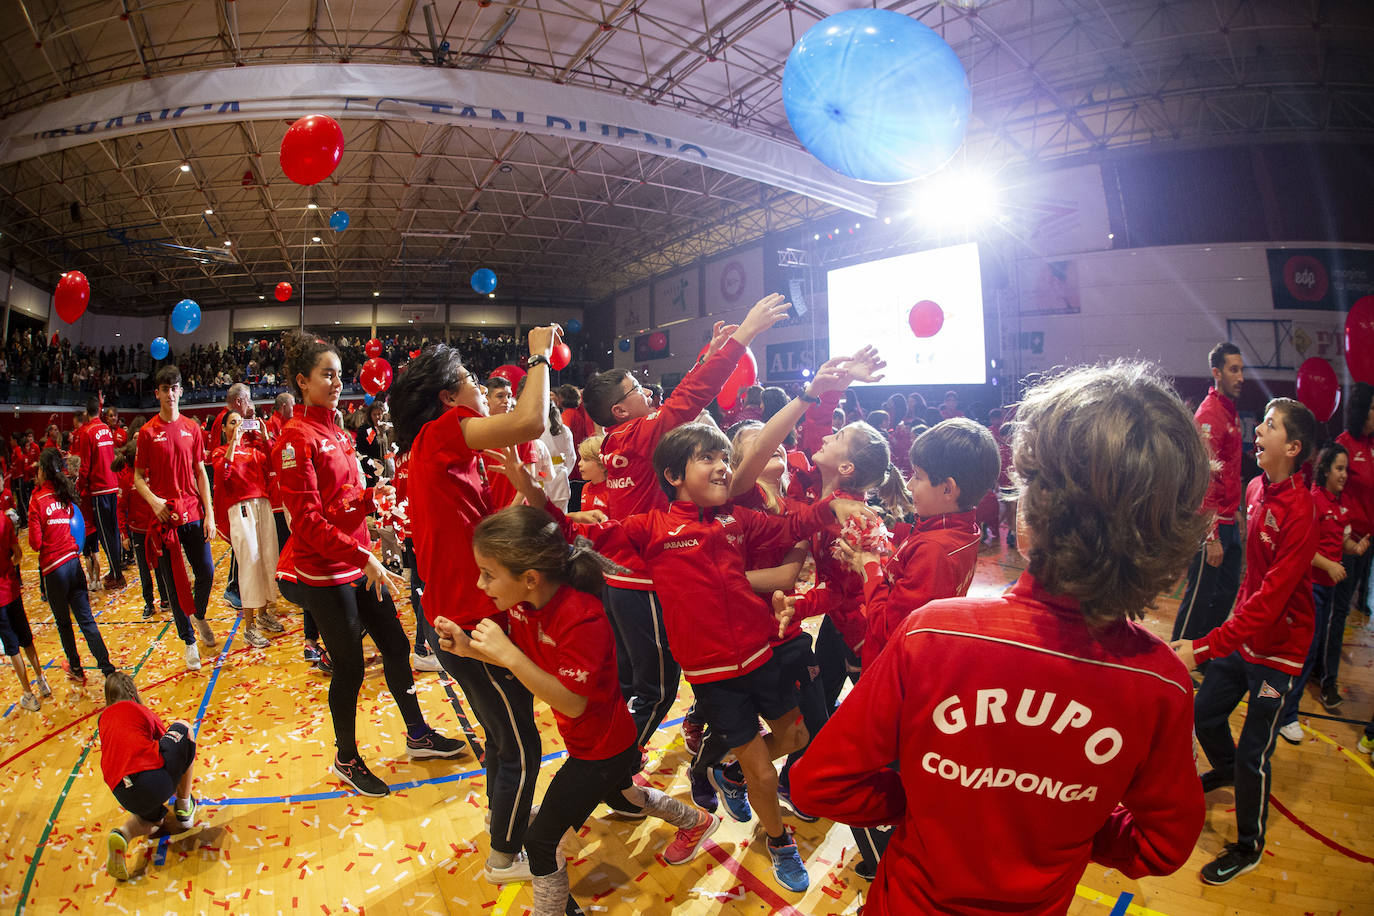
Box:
[27,481,81,574]
[1196,386,1242,539]
[860,509,980,669]
[272,405,376,585]
[790,573,1203,916]
[1192,473,1316,675]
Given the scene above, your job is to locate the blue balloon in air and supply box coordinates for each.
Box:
[69,504,85,547]
[150,336,169,360]
[329,209,350,232]
[618,338,631,352]
[470,268,498,295]
[782,9,970,184]
[171,298,201,334]
[566,318,582,334]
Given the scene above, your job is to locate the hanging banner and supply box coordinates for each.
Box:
[703,246,764,316]
[0,63,881,216]
[615,286,651,336]
[1267,248,1374,311]
[653,268,700,326]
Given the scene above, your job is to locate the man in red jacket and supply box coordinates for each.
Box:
[75,394,126,588]
[792,363,1207,914]
[1174,397,1319,885]
[1172,342,1245,645]
[579,293,791,747]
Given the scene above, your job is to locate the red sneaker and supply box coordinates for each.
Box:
[663,810,721,865]
[60,659,87,684]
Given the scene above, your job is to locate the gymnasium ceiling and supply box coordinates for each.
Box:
[1,0,1372,317]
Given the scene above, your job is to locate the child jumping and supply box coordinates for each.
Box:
[100,672,200,880]
[433,505,718,915]
[791,362,1210,913]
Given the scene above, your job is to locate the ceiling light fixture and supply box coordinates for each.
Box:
[204,208,213,215]
[224,240,232,246]
[311,236,321,242]
[307,203,318,210]
[180,162,191,172]
[372,291,380,297]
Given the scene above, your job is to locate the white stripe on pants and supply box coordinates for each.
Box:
[228,497,280,608]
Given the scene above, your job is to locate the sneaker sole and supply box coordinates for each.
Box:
[406,745,466,760]
[107,832,129,880]
[663,812,721,865]
[707,769,752,823]
[778,795,819,823]
[330,763,390,797]
[768,851,810,893]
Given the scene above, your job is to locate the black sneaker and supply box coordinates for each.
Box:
[331,756,390,797]
[405,728,465,759]
[853,856,877,881]
[1199,770,1234,793]
[1319,685,1343,711]
[142,604,155,619]
[1200,842,1261,885]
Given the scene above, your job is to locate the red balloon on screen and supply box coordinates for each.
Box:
[365,338,383,358]
[550,342,572,371]
[359,357,393,395]
[55,271,90,324]
[1295,357,1341,423]
[908,300,944,338]
[274,281,293,301]
[280,114,345,186]
[648,332,668,352]
[1346,295,1374,384]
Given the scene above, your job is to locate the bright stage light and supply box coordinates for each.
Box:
[913,170,1000,231]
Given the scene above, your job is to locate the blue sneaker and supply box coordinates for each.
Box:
[767,832,810,892]
[689,768,718,813]
[707,764,751,823]
[224,587,242,611]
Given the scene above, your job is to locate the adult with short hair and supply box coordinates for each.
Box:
[1171,342,1245,645]
[75,394,125,588]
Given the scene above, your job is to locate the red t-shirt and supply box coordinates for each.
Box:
[97,701,168,789]
[135,414,206,523]
[0,513,20,605]
[506,586,637,760]
[578,481,609,514]
[407,405,499,627]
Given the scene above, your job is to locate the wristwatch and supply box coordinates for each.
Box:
[526,354,551,370]
[798,392,821,404]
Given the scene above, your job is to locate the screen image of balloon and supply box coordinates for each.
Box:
[826,242,986,387]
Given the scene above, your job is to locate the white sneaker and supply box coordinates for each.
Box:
[1278,721,1304,745]
[244,626,269,649]
[483,851,534,884]
[18,692,39,712]
[412,652,444,672]
[256,609,285,634]
[191,616,217,647]
[184,643,202,671]
[34,675,52,699]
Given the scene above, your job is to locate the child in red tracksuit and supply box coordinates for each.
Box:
[1174,397,1319,885]
[791,363,1209,915]
[433,506,719,916]
[575,435,609,514]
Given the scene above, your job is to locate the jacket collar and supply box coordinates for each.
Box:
[300,404,340,428]
[1206,386,1238,419]
[913,509,978,533]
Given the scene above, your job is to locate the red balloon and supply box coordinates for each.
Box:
[275,281,293,301]
[1346,295,1374,385]
[550,342,571,371]
[359,357,393,395]
[259,339,270,352]
[648,331,668,352]
[908,300,944,338]
[489,363,527,388]
[280,114,345,186]
[714,347,757,410]
[1295,357,1341,423]
[54,270,90,324]
[365,338,383,358]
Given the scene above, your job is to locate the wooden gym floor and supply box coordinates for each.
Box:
[0,536,1370,915]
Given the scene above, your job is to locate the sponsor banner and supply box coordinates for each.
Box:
[653,268,700,325]
[1017,258,1081,316]
[703,246,764,315]
[765,338,827,383]
[1018,164,1113,256]
[1267,247,1374,311]
[615,285,651,336]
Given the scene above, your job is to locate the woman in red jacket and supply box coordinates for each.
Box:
[29,447,116,682]
[211,412,283,648]
[272,331,463,798]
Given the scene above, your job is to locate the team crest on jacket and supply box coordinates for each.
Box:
[1264,510,1278,530]
[280,444,296,469]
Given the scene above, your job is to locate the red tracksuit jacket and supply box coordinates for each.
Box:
[1193,473,1317,674]
[27,482,81,575]
[573,496,835,683]
[1335,430,1373,538]
[1196,387,1242,539]
[1311,484,1349,588]
[272,405,375,585]
[74,419,119,497]
[791,573,1203,915]
[599,338,749,590]
[860,509,980,669]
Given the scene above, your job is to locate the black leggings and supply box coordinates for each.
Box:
[437,647,542,856]
[526,743,640,875]
[298,577,424,759]
[130,530,170,611]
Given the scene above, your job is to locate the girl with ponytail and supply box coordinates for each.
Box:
[432,506,719,916]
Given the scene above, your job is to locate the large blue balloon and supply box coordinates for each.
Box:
[470,268,498,295]
[329,209,350,232]
[782,9,970,184]
[565,318,582,334]
[618,338,631,352]
[150,336,169,360]
[171,298,202,334]
[69,504,85,547]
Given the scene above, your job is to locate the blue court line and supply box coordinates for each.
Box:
[1108,892,1134,916]
[192,616,242,738]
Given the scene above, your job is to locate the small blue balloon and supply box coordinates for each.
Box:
[618,338,631,352]
[566,318,583,335]
[782,9,970,184]
[150,336,169,360]
[171,298,202,334]
[330,209,350,232]
[470,268,498,295]
[69,505,85,547]
[363,393,375,405]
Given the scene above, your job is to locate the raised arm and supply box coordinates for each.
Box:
[461,325,560,452]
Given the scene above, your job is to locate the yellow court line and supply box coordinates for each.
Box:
[492,882,524,915]
[1074,884,1172,916]
[1300,721,1374,779]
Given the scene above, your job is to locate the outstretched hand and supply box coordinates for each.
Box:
[771,590,798,639]
[734,293,792,343]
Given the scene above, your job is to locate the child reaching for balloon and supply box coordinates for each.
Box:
[432,506,718,915]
